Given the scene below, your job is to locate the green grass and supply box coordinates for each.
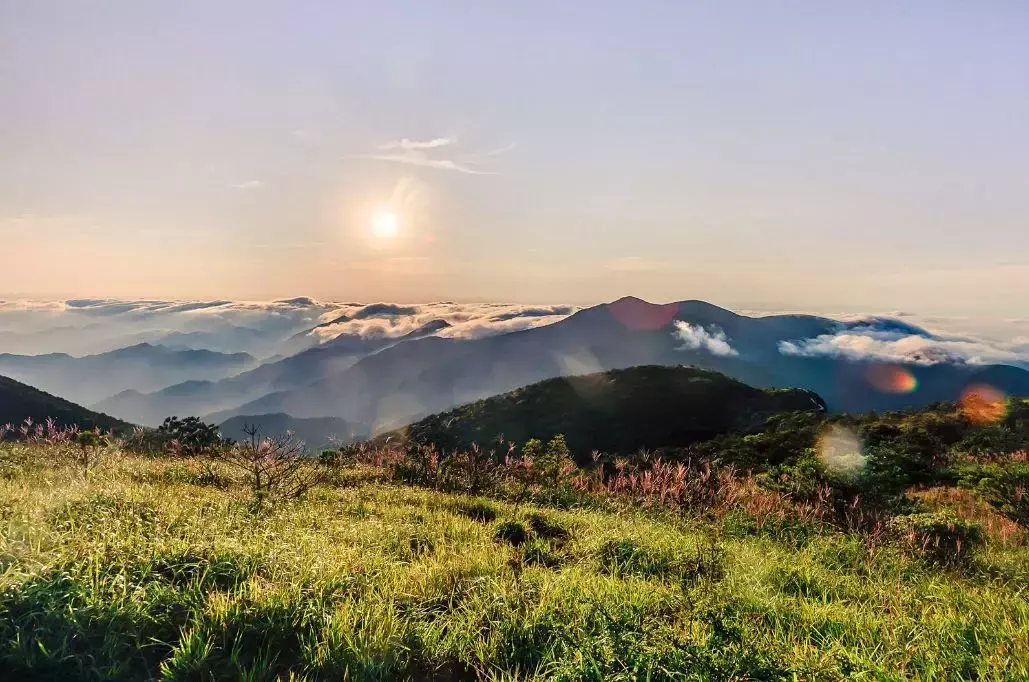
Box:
[1,448,1028,680]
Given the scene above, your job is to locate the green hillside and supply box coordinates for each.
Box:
[1,439,1027,679]
[0,374,132,433]
[389,365,825,458]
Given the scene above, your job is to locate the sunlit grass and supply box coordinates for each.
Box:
[1,446,1027,680]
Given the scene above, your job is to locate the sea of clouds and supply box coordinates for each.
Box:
[1,298,1027,371]
[0,298,579,357]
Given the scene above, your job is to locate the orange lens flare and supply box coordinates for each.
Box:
[960,384,1008,425]
[865,365,918,394]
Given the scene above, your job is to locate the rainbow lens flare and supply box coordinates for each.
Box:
[865,365,918,394]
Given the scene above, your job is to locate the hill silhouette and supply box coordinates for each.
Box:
[0,374,131,433]
[384,365,825,459]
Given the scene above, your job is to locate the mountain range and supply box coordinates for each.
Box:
[90,297,1029,432]
[94,321,449,425]
[0,343,256,406]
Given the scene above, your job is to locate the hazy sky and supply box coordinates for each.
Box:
[1,2,1027,314]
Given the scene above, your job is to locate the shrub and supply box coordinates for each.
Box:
[955,463,1029,527]
[606,456,742,515]
[388,443,445,490]
[891,511,983,566]
[510,435,578,512]
[156,416,223,457]
[318,447,358,486]
[70,430,111,478]
[442,442,504,494]
[217,424,322,508]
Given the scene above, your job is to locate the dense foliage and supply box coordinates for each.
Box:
[0,373,130,434]
[390,365,826,460]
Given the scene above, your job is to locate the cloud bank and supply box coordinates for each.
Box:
[672,321,738,357]
[0,298,579,356]
[306,302,578,343]
[779,318,1029,369]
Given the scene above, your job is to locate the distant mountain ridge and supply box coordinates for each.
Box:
[0,343,255,406]
[89,297,1029,429]
[0,374,131,433]
[96,320,452,425]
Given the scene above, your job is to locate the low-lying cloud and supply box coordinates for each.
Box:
[307,302,578,343]
[779,318,1029,369]
[672,321,738,357]
[0,298,579,357]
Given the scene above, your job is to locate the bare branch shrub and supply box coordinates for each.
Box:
[218,424,321,506]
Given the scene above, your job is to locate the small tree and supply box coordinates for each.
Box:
[511,435,576,513]
[157,416,223,457]
[218,424,321,507]
[444,442,504,494]
[72,430,110,479]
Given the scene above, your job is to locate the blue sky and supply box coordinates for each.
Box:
[1,1,1027,314]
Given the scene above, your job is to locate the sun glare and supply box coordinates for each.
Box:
[371,209,399,239]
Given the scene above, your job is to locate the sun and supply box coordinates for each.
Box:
[370,209,399,239]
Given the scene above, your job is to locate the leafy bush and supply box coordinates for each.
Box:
[155,416,223,457]
[954,463,1029,527]
[891,511,984,566]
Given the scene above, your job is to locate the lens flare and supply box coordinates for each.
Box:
[608,297,680,331]
[960,384,1008,425]
[816,425,865,476]
[865,365,918,394]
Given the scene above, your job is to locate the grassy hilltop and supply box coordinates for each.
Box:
[1,367,1028,680]
[1,442,1027,679]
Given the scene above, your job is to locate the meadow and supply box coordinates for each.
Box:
[1,429,1027,681]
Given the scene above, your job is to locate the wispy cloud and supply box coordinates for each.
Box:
[377,137,456,151]
[352,136,511,175]
[232,180,265,190]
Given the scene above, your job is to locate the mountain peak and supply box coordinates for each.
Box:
[610,295,653,305]
[605,296,680,331]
